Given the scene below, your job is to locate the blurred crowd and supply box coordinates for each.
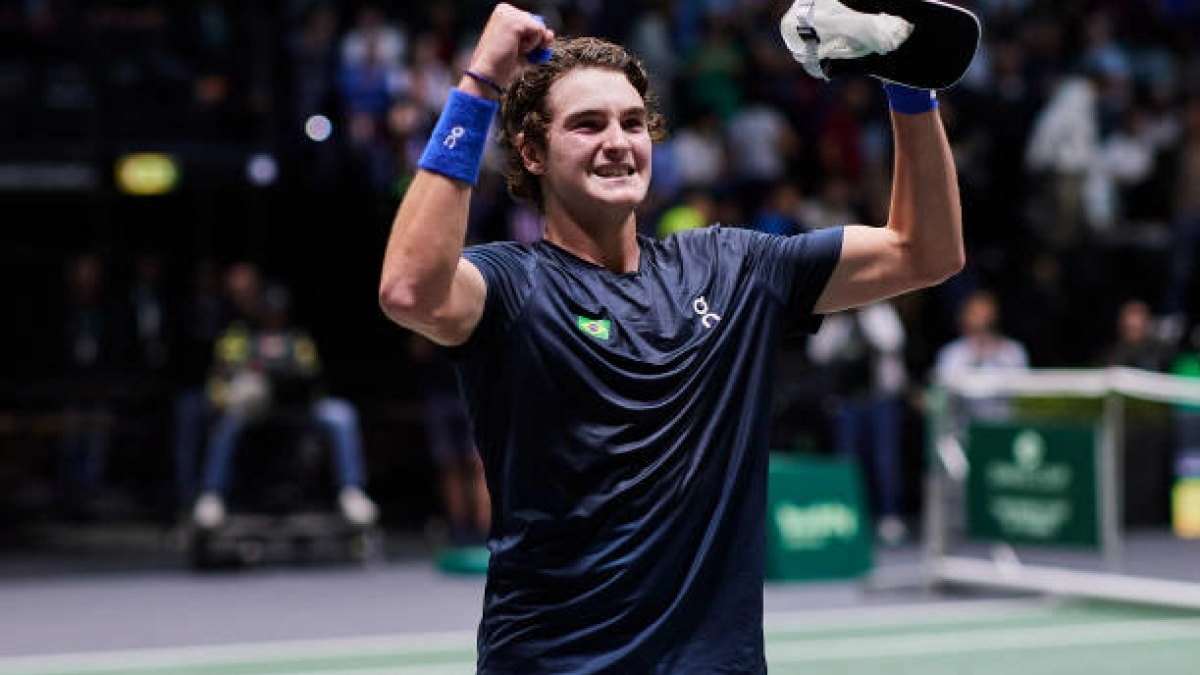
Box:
[2,0,1200,535]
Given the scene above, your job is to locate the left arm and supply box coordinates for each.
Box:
[814,103,964,314]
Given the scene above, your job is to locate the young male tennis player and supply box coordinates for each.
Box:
[380,3,966,672]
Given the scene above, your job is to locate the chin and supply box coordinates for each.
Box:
[591,182,648,206]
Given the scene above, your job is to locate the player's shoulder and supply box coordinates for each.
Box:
[463,239,533,262]
[462,240,539,276]
[658,223,762,255]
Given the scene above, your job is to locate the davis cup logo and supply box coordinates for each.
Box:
[1013,430,1045,472]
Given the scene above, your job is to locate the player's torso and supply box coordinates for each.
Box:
[512,234,745,384]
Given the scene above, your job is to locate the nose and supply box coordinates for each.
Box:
[600,120,632,153]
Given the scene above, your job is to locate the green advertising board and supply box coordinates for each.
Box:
[965,422,1101,549]
[765,453,873,581]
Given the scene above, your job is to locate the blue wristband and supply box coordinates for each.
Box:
[527,14,552,64]
[883,82,937,115]
[418,89,499,186]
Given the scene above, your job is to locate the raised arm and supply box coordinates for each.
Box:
[378,4,552,346]
[813,85,965,314]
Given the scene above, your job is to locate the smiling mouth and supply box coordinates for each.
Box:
[593,166,636,178]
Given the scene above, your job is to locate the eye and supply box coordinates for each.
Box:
[623,117,646,131]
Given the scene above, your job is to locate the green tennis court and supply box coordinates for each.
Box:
[4,598,1198,675]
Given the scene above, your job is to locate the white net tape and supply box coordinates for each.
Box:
[936,366,1200,405]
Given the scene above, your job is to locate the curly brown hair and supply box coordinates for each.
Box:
[497,37,667,211]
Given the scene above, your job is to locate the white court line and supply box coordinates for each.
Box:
[319,662,468,667]
[0,632,476,675]
[0,598,1060,675]
[769,617,1200,664]
[764,597,1058,633]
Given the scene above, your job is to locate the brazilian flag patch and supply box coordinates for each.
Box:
[576,316,611,341]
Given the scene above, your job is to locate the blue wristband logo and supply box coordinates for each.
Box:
[419,89,499,185]
[444,126,466,149]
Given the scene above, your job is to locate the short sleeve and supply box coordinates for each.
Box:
[447,242,534,359]
[744,226,843,336]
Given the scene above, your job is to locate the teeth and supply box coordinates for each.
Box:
[596,167,632,177]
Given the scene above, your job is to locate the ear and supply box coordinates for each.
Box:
[517,132,545,175]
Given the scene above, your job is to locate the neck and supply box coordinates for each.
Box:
[543,207,640,274]
[968,332,999,350]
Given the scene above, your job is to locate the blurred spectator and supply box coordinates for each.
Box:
[192,282,377,529]
[185,0,242,138]
[726,83,800,213]
[816,79,875,184]
[683,11,745,122]
[286,1,340,126]
[749,181,807,236]
[56,253,117,519]
[671,108,728,193]
[656,190,715,239]
[408,32,453,115]
[1101,298,1172,371]
[1087,107,1158,232]
[408,333,489,546]
[384,95,433,199]
[175,260,282,514]
[627,1,681,121]
[1165,99,1200,320]
[283,1,342,188]
[808,300,910,545]
[797,176,859,232]
[337,30,410,191]
[124,251,170,373]
[340,3,407,69]
[338,29,409,123]
[1024,71,1101,251]
[1078,10,1132,98]
[934,289,1030,421]
[935,289,1030,375]
[171,258,230,513]
[420,0,462,66]
[975,35,1040,254]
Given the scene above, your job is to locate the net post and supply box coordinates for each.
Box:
[921,386,951,590]
[1099,390,1126,572]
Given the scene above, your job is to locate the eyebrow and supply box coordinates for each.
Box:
[561,107,648,124]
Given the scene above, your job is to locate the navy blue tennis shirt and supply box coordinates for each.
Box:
[451,225,843,674]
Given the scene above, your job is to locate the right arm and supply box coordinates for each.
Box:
[378,4,552,346]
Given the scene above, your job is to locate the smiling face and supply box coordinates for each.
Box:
[498,37,666,216]
[522,68,652,227]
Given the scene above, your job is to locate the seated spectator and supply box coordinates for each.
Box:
[192,283,377,529]
[1101,298,1172,371]
[173,260,261,514]
[933,289,1030,422]
[935,290,1030,375]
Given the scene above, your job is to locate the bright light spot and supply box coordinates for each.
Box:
[115,153,179,196]
[246,154,278,186]
[305,115,332,142]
